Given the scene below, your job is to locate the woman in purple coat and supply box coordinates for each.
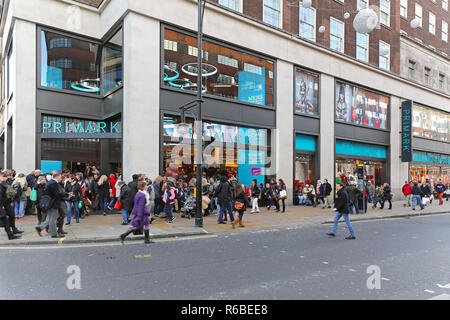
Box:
[120,181,153,244]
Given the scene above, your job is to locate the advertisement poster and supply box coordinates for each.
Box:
[295,69,319,115]
[237,149,265,187]
[335,81,389,129]
[238,68,266,106]
[412,104,449,142]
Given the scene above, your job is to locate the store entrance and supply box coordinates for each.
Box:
[336,158,386,187]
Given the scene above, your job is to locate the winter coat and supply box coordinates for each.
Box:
[251,184,260,197]
[215,181,233,203]
[163,187,176,205]
[119,185,132,212]
[334,188,350,214]
[374,189,384,202]
[367,184,375,197]
[45,180,69,210]
[435,183,446,193]
[235,191,249,213]
[98,181,111,199]
[412,185,424,196]
[108,174,117,197]
[12,181,28,202]
[383,186,392,200]
[402,184,412,196]
[131,191,151,228]
[346,185,360,202]
[324,182,332,196]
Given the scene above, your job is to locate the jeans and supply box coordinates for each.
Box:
[66,201,80,223]
[298,195,306,205]
[14,200,26,217]
[405,194,411,206]
[437,192,444,205]
[349,200,360,214]
[108,197,116,208]
[251,198,259,212]
[101,197,109,213]
[121,209,130,223]
[218,201,234,223]
[331,211,355,237]
[37,208,59,237]
[412,195,424,210]
[164,203,174,221]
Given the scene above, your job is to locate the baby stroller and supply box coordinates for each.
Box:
[181,193,196,219]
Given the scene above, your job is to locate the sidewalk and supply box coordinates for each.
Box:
[1,199,449,245]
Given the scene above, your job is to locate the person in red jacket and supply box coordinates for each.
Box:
[107,173,117,210]
[402,181,413,207]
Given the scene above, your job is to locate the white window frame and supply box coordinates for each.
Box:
[429,12,436,35]
[263,0,282,28]
[356,32,369,62]
[379,41,390,71]
[188,45,208,60]
[6,43,13,100]
[443,0,448,11]
[442,21,448,42]
[164,39,178,52]
[380,0,390,27]
[217,54,238,68]
[400,0,407,18]
[415,4,423,28]
[299,6,316,42]
[218,0,242,12]
[330,17,345,53]
[357,0,369,11]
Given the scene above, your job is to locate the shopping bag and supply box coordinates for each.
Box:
[280,190,288,200]
[422,197,430,205]
[30,188,37,202]
[114,201,122,210]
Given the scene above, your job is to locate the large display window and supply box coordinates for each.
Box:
[410,151,449,185]
[295,68,319,116]
[162,28,274,107]
[336,159,386,187]
[163,115,269,187]
[102,28,123,94]
[335,81,389,129]
[412,104,449,142]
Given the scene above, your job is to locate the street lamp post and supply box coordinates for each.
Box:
[195,0,206,228]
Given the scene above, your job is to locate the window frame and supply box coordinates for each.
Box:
[263,0,282,28]
[442,21,448,42]
[423,67,431,85]
[356,32,369,63]
[357,0,369,11]
[443,0,448,11]
[378,41,390,71]
[415,4,423,28]
[299,5,316,42]
[379,0,390,27]
[218,0,242,12]
[400,0,408,18]
[5,41,13,102]
[429,12,436,35]
[330,17,345,53]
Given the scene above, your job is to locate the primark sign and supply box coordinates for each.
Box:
[41,119,121,139]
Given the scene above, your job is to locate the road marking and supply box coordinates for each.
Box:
[58,238,66,245]
[437,283,450,289]
[300,256,305,258]
[202,229,209,234]
[348,269,356,272]
[424,290,435,294]
[430,294,450,300]
[322,262,329,265]
[381,277,390,281]
[135,254,152,259]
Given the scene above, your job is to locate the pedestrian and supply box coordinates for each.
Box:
[35,175,47,224]
[421,182,433,205]
[322,179,333,209]
[402,181,412,207]
[117,181,131,225]
[35,173,72,238]
[56,175,69,235]
[65,174,82,225]
[120,181,153,244]
[12,173,28,219]
[250,179,260,213]
[163,181,176,223]
[315,180,324,208]
[327,183,356,240]
[97,175,111,216]
[380,183,392,210]
[435,179,446,206]
[366,180,375,206]
[90,173,100,212]
[277,179,287,213]
[215,176,233,224]
[25,170,41,216]
[0,173,21,240]
[346,182,360,214]
[232,184,249,228]
[446,184,450,201]
[152,176,164,217]
[411,182,424,211]
[107,173,118,210]
[269,178,279,210]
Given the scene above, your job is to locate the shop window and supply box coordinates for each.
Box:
[102,28,123,94]
[294,68,319,116]
[162,28,274,107]
[335,81,389,129]
[412,104,449,142]
[41,30,101,94]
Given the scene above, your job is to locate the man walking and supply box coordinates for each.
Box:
[327,183,356,240]
[346,182,360,214]
[411,182,424,211]
[215,176,234,224]
[0,173,21,240]
[402,181,412,207]
[35,173,72,238]
[322,179,332,209]
[435,180,446,206]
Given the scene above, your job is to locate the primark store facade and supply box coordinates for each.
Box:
[0,0,448,201]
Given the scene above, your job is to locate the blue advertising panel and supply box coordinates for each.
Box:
[238,68,266,105]
[295,134,316,151]
[41,160,62,174]
[336,140,387,159]
[237,149,265,187]
[413,152,449,165]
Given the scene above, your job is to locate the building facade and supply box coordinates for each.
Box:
[0,0,448,201]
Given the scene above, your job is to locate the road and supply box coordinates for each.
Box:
[1,213,450,300]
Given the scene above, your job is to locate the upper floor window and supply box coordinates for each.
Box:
[6,43,13,100]
[356,32,369,62]
[424,67,431,85]
[379,41,390,71]
[102,28,123,95]
[330,18,344,53]
[50,37,72,48]
[263,0,281,28]
[218,0,240,11]
[442,21,448,42]
[429,12,436,35]
[50,58,72,69]
[299,6,316,41]
[164,39,178,52]
[443,0,448,11]
[408,60,416,79]
[439,73,446,90]
[380,0,390,27]
[415,4,423,28]
[357,0,369,10]
[400,0,408,18]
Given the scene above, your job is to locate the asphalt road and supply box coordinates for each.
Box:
[1,213,450,300]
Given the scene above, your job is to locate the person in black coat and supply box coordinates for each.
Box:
[118,181,132,225]
[380,183,392,210]
[0,173,21,240]
[232,184,249,228]
[35,176,47,224]
[215,177,234,224]
[327,183,356,240]
[128,174,140,214]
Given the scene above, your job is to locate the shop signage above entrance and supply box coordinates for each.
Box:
[41,120,121,139]
[401,100,413,162]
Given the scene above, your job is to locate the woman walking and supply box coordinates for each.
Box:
[232,184,249,228]
[97,175,111,216]
[276,179,287,213]
[250,179,260,213]
[380,183,392,210]
[163,181,176,224]
[120,181,153,244]
[12,173,28,219]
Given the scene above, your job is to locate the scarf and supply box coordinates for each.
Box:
[139,190,151,207]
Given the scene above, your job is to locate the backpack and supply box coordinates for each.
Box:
[39,195,53,211]
[13,184,24,200]
[6,185,17,200]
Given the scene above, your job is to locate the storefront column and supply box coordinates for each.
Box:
[122,13,160,181]
[12,20,36,173]
[390,96,409,199]
[319,74,335,186]
[275,60,294,203]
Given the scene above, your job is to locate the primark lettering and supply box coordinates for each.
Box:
[42,121,120,134]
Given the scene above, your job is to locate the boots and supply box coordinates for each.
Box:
[7,229,21,240]
[232,217,239,229]
[238,217,245,228]
[57,218,67,235]
[120,227,134,243]
[12,227,24,234]
[144,230,154,244]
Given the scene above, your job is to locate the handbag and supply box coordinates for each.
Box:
[234,201,244,211]
[280,190,288,200]
[114,201,122,210]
